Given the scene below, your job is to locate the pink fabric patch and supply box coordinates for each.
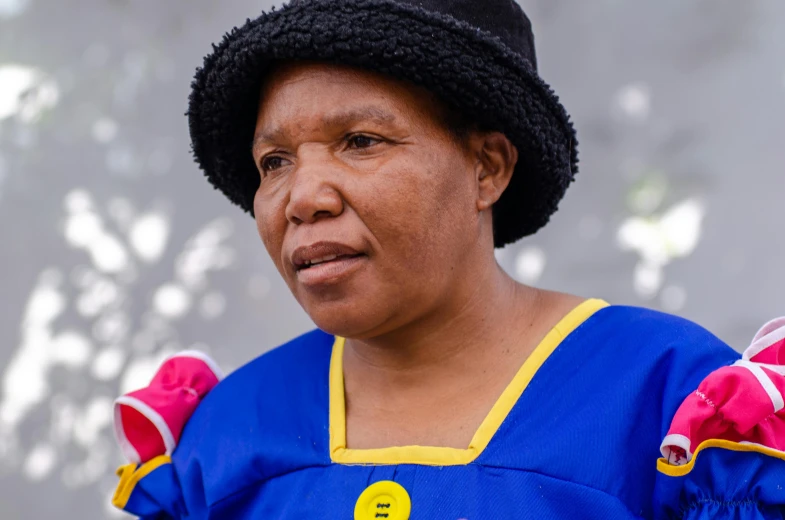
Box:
[661,317,785,465]
[120,406,167,463]
[113,352,223,463]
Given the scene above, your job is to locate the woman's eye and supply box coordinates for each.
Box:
[260,155,285,173]
[347,134,381,149]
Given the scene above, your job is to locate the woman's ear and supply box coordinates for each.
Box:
[474,132,518,212]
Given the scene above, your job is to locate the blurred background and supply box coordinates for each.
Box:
[0,0,783,517]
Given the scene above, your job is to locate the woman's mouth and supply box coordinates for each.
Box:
[297,253,363,270]
[291,242,368,287]
[296,253,366,286]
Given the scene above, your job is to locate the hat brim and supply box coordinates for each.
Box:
[188,0,578,247]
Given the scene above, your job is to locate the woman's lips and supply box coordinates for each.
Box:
[295,253,367,287]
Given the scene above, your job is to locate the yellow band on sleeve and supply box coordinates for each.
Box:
[657,439,785,477]
[112,455,173,509]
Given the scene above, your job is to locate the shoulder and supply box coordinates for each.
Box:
[183,327,334,432]
[580,305,740,411]
[172,329,335,511]
[585,304,726,343]
[550,303,741,418]
[210,328,334,397]
[580,304,738,367]
[510,304,742,514]
[533,302,740,416]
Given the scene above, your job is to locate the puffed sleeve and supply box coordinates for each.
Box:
[111,351,223,518]
[655,318,785,519]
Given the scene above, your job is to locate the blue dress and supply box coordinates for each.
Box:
[112,299,785,518]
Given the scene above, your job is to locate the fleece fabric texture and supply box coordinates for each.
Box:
[187,0,579,247]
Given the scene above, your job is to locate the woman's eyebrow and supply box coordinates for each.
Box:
[321,106,397,128]
[253,106,396,147]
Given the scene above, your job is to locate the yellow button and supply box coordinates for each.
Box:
[354,480,411,520]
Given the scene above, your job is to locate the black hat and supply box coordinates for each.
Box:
[188,0,578,247]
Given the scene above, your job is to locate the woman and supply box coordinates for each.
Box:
[110,0,785,518]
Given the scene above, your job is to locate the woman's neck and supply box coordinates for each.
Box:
[341,261,583,449]
[344,265,536,376]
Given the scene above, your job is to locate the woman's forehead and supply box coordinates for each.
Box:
[262,60,400,90]
[254,61,446,139]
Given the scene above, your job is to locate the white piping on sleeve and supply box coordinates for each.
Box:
[735,360,785,413]
[114,395,177,457]
[113,403,142,464]
[165,350,225,381]
[660,433,693,464]
[744,318,785,361]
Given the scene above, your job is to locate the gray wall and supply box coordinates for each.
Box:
[0,0,783,517]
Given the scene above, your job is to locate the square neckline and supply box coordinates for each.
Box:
[328,298,610,466]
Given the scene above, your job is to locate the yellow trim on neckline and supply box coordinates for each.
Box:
[657,439,785,477]
[112,455,172,509]
[329,298,609,466]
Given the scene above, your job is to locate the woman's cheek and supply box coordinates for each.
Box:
[254,203,286,269]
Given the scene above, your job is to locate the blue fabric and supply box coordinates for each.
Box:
[117,306,785,518]
[655,447,785,519]
[123,461,186,519]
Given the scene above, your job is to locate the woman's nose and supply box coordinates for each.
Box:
[284,154,345,225]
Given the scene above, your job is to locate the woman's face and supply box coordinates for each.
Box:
[252,62,486,338]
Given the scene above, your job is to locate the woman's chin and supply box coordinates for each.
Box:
[304,302,388,339]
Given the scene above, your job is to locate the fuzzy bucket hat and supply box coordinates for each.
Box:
[187,0,578,247]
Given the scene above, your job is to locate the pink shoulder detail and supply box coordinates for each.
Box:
[113,351,223,463]
[661,317,785,466]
